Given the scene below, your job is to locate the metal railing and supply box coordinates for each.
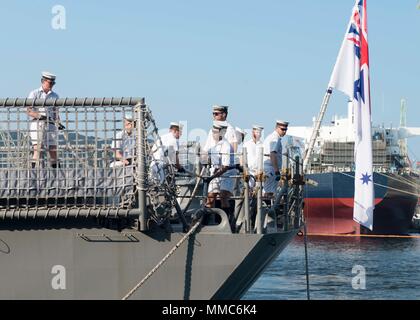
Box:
[175,144,305,234]
[0,97,304,234]
[0,97,145,219]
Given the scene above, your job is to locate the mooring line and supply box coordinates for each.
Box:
[339,172,419,198]
[303,224,310,300]
[122,219,202,300]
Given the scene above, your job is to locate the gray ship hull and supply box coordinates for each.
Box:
[0,219,297,299]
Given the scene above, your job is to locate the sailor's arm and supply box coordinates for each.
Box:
[26,101,39,119]
[115,150,124,160]
[115,150,130,165]
[111,132,127,164]
[26,92,41,119]
[26,92,61,122]
[212,165,229,179]
[26,107,42,119]
[270,151,280,173]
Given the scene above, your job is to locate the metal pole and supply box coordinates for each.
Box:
[35,119,44,169]
[294,156,302,229]
[283,154,290,231]
[195,141,201,177]
[302,87,333,172]
[303,223,311,300]
[256,146,264,234]
[136,99,148,231]
[242,147,250,233]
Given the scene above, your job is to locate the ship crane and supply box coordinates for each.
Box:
[396,99,420,165]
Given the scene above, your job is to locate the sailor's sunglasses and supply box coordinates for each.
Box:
[213,112,223,116]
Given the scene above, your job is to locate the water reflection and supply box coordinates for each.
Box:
[244,235,420,300]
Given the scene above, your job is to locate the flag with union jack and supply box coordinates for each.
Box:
[328,0,374,230]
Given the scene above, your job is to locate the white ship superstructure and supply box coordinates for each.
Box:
[288,102,420,173]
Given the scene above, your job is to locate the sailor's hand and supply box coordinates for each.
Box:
[281,168,291,181]
[57,123,65,130]
[274,170,281,181]
[38,115,47,121]
[235,164,243,173]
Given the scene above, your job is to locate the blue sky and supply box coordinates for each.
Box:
[1,0,420,162]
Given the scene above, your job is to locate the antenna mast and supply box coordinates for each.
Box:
[399,98,408,163]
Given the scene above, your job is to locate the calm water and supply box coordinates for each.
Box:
[243,235,420,300]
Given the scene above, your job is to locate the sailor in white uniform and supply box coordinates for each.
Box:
[150,122,184,183]
[234,127,246,165]
[110,114,136,168]
[203,105,237,200]
[27,71,61,168]
[153,122,183,169]
[230,126,246,197]
[203,121,234,211]
[262,120,289,196]
[243,125,264,188]
[243,125,264,174]
[203,105,238,154]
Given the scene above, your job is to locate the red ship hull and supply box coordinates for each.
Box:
[304,172,418,235]
[304,198,383,234]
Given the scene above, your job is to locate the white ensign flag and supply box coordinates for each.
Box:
[328,0,374,230]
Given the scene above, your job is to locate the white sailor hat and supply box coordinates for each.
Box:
[212,105,228,113]
[252,124,264,131]
[276,120,289,126]
[235,127,246,135]
[41,71,56,81]
[124,114,134,122]
[169,122,183,129]
[212,120,228,130]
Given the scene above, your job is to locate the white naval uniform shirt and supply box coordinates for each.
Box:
[203,122,236,167]
[234,142,243,165]
[28,87,60,120]
[207,138,231,170]
[243,139,263,173]
[206,137,234,193]
[263,131,282,171]
[112,130,136,159]
[153,132,179,165]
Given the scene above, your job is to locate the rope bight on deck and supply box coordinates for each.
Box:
[0,97,177,220]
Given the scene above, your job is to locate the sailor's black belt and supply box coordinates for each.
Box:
[31,119,58,123]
